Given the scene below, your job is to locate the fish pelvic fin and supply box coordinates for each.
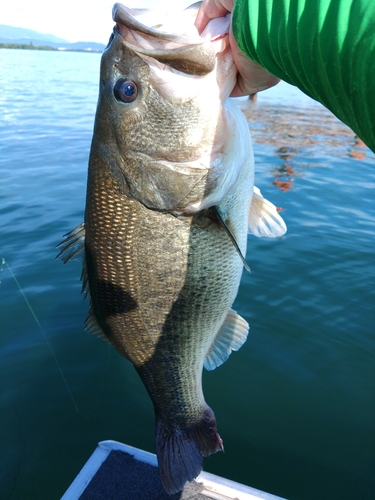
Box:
[204,309,249,371]
[248,187,287,238]
[56,223,85,263]
[156,406,223,494]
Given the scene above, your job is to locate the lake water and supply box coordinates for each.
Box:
[1,49,374,500]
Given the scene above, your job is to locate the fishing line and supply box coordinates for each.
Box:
[1,257,93,419]
[7,384,26,500]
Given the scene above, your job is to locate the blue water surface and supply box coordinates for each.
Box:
[1,49,374,500]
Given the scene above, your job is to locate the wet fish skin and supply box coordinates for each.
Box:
[92,36,221,212]
[84,120,250,493]
[85,31,249,494]
[83,166,249,494]
[57,3,286,494]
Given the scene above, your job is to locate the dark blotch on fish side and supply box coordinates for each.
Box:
[96,280,138,317]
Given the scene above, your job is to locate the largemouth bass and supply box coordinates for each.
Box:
[58,2,286,494]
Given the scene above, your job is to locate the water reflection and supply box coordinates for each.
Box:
[240,97,372,161]
[272,147,297,192]
[348,135,367,161]
[238,96,373,202]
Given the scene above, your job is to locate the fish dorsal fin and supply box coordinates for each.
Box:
[213,206,251,272]
[56,223,85,263]
[248,187,287,238]
[82,260,111,344]
[85,309,112,344]
[204,309,249,371]
[56,223,110,344]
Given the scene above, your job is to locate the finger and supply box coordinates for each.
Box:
[231,72,280,97]
[228,28,280,96]
[195,0,233,34]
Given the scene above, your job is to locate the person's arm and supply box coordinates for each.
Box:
[196,0,280,95]
[197,0,375,152]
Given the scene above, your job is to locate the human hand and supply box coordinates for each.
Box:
[195,0,280,97]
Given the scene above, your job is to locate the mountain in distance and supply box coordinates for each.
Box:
[0,24,106,52]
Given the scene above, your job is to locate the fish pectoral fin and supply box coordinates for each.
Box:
[213,206,250,272]
[248,187,287,238]
[56,223,85,263]
[204,309,249,371]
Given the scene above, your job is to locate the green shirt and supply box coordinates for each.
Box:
[232,0,375,152]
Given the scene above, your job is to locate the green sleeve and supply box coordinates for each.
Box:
[232,0,375,152]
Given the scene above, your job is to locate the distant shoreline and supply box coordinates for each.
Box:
[0,42,102,53]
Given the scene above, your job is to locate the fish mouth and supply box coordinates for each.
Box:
[112,2,197,44]
[111,2,216,76]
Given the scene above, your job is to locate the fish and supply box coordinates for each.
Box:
[57,2,286,494]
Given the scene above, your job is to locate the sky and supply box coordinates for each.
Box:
[1,0,195,44]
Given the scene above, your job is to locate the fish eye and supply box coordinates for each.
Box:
[114,79,138,103]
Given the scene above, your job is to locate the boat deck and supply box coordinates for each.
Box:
[61,440,286,499]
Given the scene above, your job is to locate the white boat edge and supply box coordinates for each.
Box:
[61,439,287,500]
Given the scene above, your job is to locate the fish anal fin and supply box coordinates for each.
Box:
[249,187,287,238]
[156,405,223,494]
[204,309,249,371]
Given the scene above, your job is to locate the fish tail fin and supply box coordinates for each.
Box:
[155,406,223,494]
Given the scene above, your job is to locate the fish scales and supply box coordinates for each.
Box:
[57,2,287,494]
[86,162,244,367]
[86,154,245,439]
